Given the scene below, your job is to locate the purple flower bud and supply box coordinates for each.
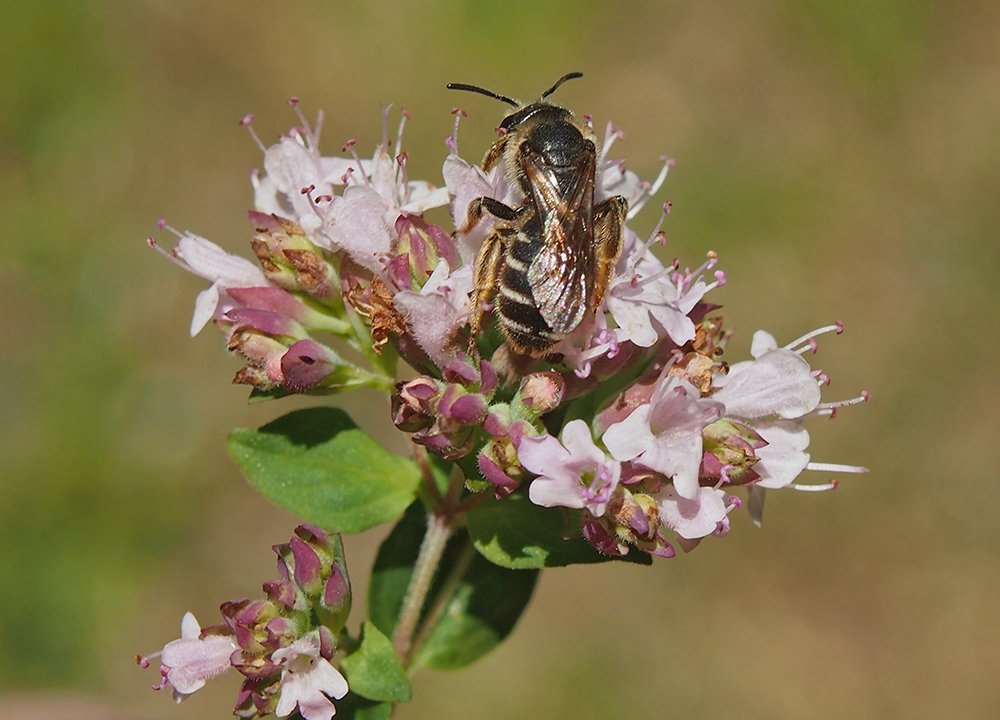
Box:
[581,515,628,557]
[226,308,304,338]
[448,393,488,425]
[443,357,479,384]
[478,450,520,495]
[280,339,337,392]
[479,359,498,395]
[288,536,323,594]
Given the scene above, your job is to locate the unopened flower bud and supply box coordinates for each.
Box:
[512,371,565,418]
[700,419,765,485]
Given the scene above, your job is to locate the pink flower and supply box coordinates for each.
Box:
[273,634,349,720]
[606,233,723,349]
[151,229,268,336]
[393,260,473,368]
[143,612,238,702]
[603,376,724,499]
[519,419,620,517]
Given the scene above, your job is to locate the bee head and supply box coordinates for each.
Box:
[446,72,583,132]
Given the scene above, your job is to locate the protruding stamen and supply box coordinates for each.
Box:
[599,122,625,164]
[806,462,869,474]
[627,156,674,220]
[239,113,267,153]
[625,202,673,274]
[785,323,844,354]
[791,479,839,492]
[447,108,466,155]
[394,109,410,159]
[341,139,370,185]
[812,391,871,417]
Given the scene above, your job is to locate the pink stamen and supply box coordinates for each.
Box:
[341,139,370,185]
[239,114,267,153]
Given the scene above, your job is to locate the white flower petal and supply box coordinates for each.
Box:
[754,421,812,489]
[602,406,654,461]
[659,486,728,539]
[713,349,821,419]
[190,285,220,336]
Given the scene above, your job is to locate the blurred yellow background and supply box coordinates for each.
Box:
[3,2,999,718]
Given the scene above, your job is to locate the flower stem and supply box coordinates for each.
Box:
[392,510,453,663]
[408,538,476,663]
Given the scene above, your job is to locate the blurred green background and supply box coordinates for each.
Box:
[3,1,999,718]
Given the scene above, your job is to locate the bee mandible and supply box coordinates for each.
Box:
[447,72,627,357]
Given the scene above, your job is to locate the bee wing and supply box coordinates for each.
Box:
[522,146,595,334]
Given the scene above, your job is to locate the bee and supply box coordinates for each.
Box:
[448,72,627,357]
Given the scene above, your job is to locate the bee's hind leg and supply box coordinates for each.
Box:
[591,195,628,310]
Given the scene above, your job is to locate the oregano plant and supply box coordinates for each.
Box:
[138,84,868,720]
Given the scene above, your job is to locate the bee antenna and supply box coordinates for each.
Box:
[446,82,518,108]
[540,72,583,100]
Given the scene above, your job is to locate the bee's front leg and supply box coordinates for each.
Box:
[591,195,628,310]
[460,196,519,234]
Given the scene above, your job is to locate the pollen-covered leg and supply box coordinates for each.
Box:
[591,195,627,310]
[469,226,512,344]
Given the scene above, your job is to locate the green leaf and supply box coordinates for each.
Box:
[368,503,539,670]
[414,543,537,670]
[332,694,393,720]
[467,493,652,569]
[341,622,411,703]
[228,407,419,533]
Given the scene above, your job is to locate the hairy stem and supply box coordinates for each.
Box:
[391,511,454,663]
[408,539,476,664]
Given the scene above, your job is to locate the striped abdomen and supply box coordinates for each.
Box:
[495,225,563,356]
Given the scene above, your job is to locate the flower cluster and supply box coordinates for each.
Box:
[139,525,352,720]
[151,99,867,559]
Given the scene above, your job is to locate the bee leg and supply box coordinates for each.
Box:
[591,195,628,310]
[481,136,508,173]
[468,225,513,349]
[460,196,519,234]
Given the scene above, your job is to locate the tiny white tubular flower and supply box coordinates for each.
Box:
[715,326,870,493]
[603,376,724,499]
[153,612,238,702]
[393,260,474,368]
[712,329,822,420]
[153,230,268,336]
[273,634,349,720]
[519,419,621,517]
[657,485,729,540]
